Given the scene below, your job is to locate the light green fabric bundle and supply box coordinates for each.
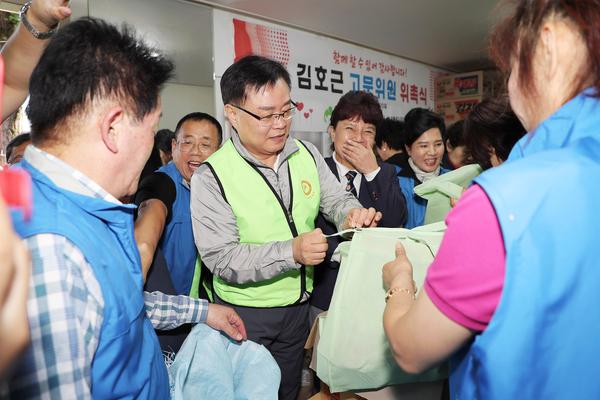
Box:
[316,223,447,393]
[414,164,483,224]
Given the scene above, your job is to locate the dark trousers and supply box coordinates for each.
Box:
[216,296,309,400]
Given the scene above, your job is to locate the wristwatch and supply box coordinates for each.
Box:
[20,1,59,40]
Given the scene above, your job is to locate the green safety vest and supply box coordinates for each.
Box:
[205,138,320,307]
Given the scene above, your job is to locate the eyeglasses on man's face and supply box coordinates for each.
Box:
[231,101,297,128]
[176,139,215,153]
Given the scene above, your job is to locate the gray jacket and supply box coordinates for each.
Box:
[190,132,361,285]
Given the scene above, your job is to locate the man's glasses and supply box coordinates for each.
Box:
[231,101,297,128]
[177,139,214,154]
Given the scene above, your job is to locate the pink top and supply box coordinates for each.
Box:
[424,184,506,331]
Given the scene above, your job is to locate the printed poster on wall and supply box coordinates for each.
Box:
[213,9,448,149]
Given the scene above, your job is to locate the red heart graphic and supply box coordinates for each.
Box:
[303,112,310,119]
[296,102,304,111]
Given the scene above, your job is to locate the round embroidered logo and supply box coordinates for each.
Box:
[301,180,313,197]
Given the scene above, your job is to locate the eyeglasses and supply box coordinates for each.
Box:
[177,139,214,153]
[231,101,297,128]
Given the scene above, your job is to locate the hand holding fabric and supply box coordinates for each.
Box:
[292,228,328,265]
[382,242,415,291]
[341,207,382,230]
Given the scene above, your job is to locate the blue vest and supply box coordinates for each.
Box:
[158,162,196,295]
[14,161,170,399]
[395,165,449,228]
[451,89,600,399]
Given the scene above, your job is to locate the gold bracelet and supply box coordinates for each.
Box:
[385,286,416,302]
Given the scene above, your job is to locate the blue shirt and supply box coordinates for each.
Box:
[2,146,208,399]
[452,89,600,399]
[158,162,197,295]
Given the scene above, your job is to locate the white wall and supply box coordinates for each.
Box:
[80,0,217,130]
[159,83,215,131]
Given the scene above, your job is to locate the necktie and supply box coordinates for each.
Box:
[345,170,358,197]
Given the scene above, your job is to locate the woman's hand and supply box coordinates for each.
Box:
[382,242,414,291]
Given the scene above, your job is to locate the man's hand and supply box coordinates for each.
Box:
[2,1,72,120]
[206,303,247,342]
[382,242,414,291]
[341,207,382,230]
[292,228,328,265]
[342,139,379,174]
[27,0,72,32]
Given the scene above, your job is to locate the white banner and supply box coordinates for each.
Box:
[213,10,447,149]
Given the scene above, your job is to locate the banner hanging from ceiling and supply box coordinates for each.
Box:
[213,9,447,134]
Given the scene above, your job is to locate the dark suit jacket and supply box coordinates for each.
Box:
[310,157,407,310]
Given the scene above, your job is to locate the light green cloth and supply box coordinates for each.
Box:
[316,223,447,393]
[414,163,483,225]
[189,256,213,301]
[189,257,201,298]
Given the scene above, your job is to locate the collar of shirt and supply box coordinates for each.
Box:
[23,145,121,204]
[332,151,362,197]
[231,131,298,171]
[408,157,440,183]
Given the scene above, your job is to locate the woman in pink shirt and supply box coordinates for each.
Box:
[383,1,600,398]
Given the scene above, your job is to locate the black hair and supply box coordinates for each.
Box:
[220,55,291,105]
[463,96,526,170]
[155,129,174,154]
[446,120,465,148]
[330,90,384,128]
[375,117,405,150]
[403,108,446,147]
[27,17,174,145]
[174,112,223,144]
[6,132,31,162]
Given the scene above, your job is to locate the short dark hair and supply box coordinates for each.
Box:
[174,112,223,144]
[155,129,174,154]
[375,117,405,150]
[220,55,291,105]
[6,132,31,161]
[463,96,526,170]
[27,17,174,145]
[403,108,446,147]
[445,120,465,148]
[330,91,384,128]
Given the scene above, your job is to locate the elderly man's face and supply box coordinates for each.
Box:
[172,119,220,183]
[228,79,294,160]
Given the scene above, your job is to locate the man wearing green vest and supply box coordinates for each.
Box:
[191,55,382,399]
